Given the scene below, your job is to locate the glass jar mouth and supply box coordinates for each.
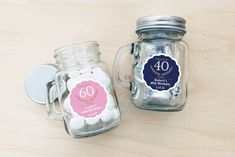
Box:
[54,41,99,58]
[136,28,186,40]
[53,41,101,70]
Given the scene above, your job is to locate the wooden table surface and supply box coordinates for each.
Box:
[0,0,235,157]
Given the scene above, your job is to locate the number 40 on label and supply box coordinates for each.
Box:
[154,61,169,71]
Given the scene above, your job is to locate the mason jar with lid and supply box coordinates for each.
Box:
[25,41,121,137]
[113,16,189,111]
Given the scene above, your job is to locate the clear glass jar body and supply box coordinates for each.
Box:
[132,30,188,111]
[113,29,188,111]
[50,42,120,137]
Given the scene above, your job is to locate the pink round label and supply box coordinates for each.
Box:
[69,80,107,118]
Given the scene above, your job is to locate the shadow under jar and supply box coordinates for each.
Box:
[113,16,189,111]
[47,41,121,138]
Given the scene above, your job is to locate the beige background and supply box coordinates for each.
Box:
[0,0,235,157]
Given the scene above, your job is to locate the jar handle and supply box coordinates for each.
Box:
[113,43,137,89]
[45,79,63,121]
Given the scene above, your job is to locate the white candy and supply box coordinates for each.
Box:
[68,71,80,78]
[63,98,71,113]
[80,68,92,74]
[159,91,172,100]
[67,78,79,91]
[153,91,172,100]
[107,94,116,110]
[112,108,120,120]
[79,73,95,81]
[69,117,85,130]
[97,75,111,87]
[92,67,105,75]
[67,73,96,91]
[101,110,114,122]
[86,116,100,125]
[92,67,111,87]
[68,68,93,80]
[67,67,116,126]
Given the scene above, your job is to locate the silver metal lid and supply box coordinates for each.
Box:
[136,15,186,33]
[25,64,57,104]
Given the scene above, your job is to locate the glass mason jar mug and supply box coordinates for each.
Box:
[29,41,121,138]
[113,16,189,111]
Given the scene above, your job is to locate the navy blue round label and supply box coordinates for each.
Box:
[142,55,180,91]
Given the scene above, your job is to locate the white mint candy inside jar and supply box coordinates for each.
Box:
[25,41,121,138]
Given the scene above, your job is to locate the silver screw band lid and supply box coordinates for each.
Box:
[136,15,186,34]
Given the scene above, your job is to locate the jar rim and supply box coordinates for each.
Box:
[54,41,99,58]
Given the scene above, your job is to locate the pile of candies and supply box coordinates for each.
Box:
[62,67,120,131]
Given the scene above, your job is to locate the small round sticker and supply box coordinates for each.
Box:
[69,80,107,118]
[142,55,180,91]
